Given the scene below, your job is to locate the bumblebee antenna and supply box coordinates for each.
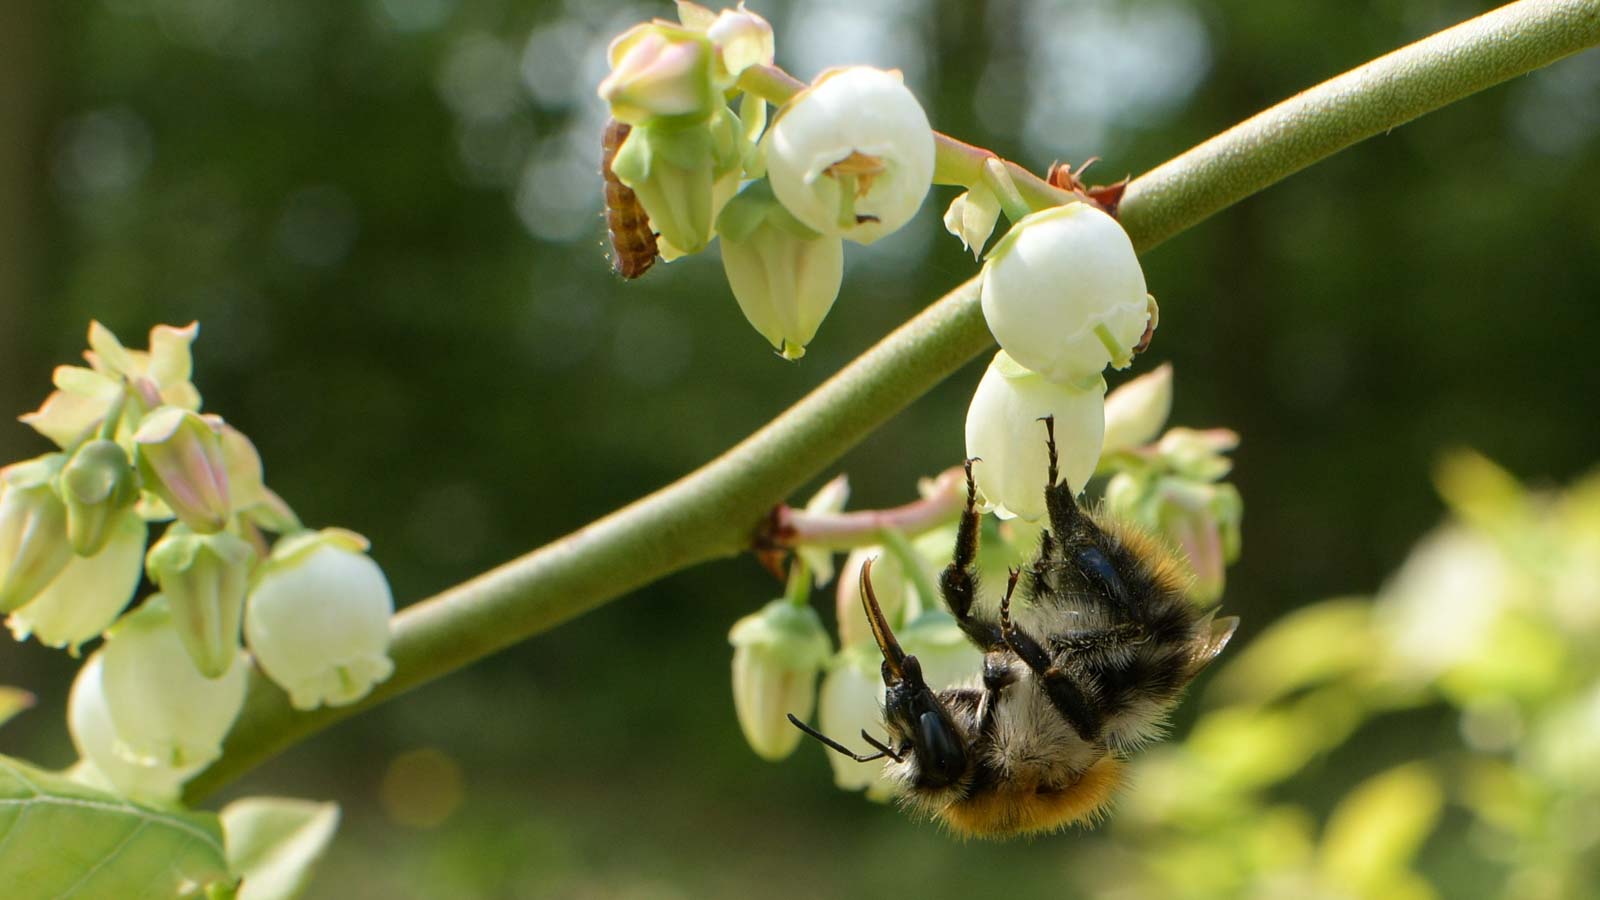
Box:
[786,714,892,763]
[859,730,904,763]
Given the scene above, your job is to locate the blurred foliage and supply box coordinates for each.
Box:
[1101,453,1600,900]
[0,0,1597,897]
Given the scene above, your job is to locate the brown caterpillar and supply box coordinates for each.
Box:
[601,119,659,279]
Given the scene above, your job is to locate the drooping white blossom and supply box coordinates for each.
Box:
[68,653,206,805]
[765,66,934,245]
[965,351,1106,522]
[100,595,249,768]
[729,599,832,761]
[980,203,1150,385]
[244,529,395,710]
[718,181,845,360]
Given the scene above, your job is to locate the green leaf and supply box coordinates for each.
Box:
[221,798,339,900]
[1319,762,1443,893]
[0,754,234,899]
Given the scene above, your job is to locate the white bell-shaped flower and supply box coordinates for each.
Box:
[898,610,983,693]
[965,351,1106,522]
[244,529,395,710]
[980,203,1150,384]
[100,595,248,768]
[8,509,146,653]
[765,66,934,245]
[728,599,832,761]
[68,653,206,805]
[817,645,893,795]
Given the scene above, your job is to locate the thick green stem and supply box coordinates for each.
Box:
[184,0,1600,803]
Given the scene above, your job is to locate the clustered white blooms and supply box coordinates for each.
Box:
[598,2,936,360]
[0,322,396,803]
[965,202,1157,521]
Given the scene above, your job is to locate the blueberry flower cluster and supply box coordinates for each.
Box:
[1,322,394,803]
[599,2,935,359]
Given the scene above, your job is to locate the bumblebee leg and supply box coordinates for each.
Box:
[939,458,1002,648]
[976,650,1016,739]
[1000,569,1103,740]
[1039,415,1088,542]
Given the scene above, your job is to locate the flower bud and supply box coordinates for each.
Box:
[58,438,140,556]
[134,407,232,534]
[898,610,984,692]
[147,527,258,678]
[728,599,832,761]
[817,645,892,794]
[1106,474,1242,603]
[943,186,1001,260]
[835,548,912,648]
[1102,364,1173,457]
[245,529,395,710]
[0,457,74,613]
[965,351,1106,522]
[794,474,850,587]
[598,24,717,126]
[1155,427,1239,482]
[765,66,934,245]
[607,109,743,259]
[101,595,248,768]
[8,509,146,653]
[980,203,1150,384]
[20,321,202,449]
[706,3,774,81]
[717,180,844,360]
[68,653,205,805]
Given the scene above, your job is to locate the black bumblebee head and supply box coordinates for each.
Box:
[859,559,970,790]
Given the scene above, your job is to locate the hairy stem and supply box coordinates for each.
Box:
[184,0,1600,802]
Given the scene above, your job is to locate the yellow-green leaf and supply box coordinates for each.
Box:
[1320,762,1443,893]
[0,754,233,899]
[221,798,339,900]
[0,688,34,729]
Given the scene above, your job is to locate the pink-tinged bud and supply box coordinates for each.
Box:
[146,527,258,679]
[1102,363,1174,456]
[598,24,717,126]
[706,3,774,80]
[0,457,74,613]
[134,407,232,533]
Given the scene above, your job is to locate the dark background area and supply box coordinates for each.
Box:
[0,0,1596,896]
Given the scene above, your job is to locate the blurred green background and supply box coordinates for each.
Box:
[1,0,1597,897]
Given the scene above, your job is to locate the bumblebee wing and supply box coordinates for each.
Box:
[1186,612,1239,677]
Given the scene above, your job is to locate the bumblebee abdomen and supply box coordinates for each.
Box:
[937,756,1124,838]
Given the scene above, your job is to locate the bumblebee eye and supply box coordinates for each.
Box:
[915,710,967,788]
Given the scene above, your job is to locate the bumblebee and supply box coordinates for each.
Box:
[792,417,1237,837]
